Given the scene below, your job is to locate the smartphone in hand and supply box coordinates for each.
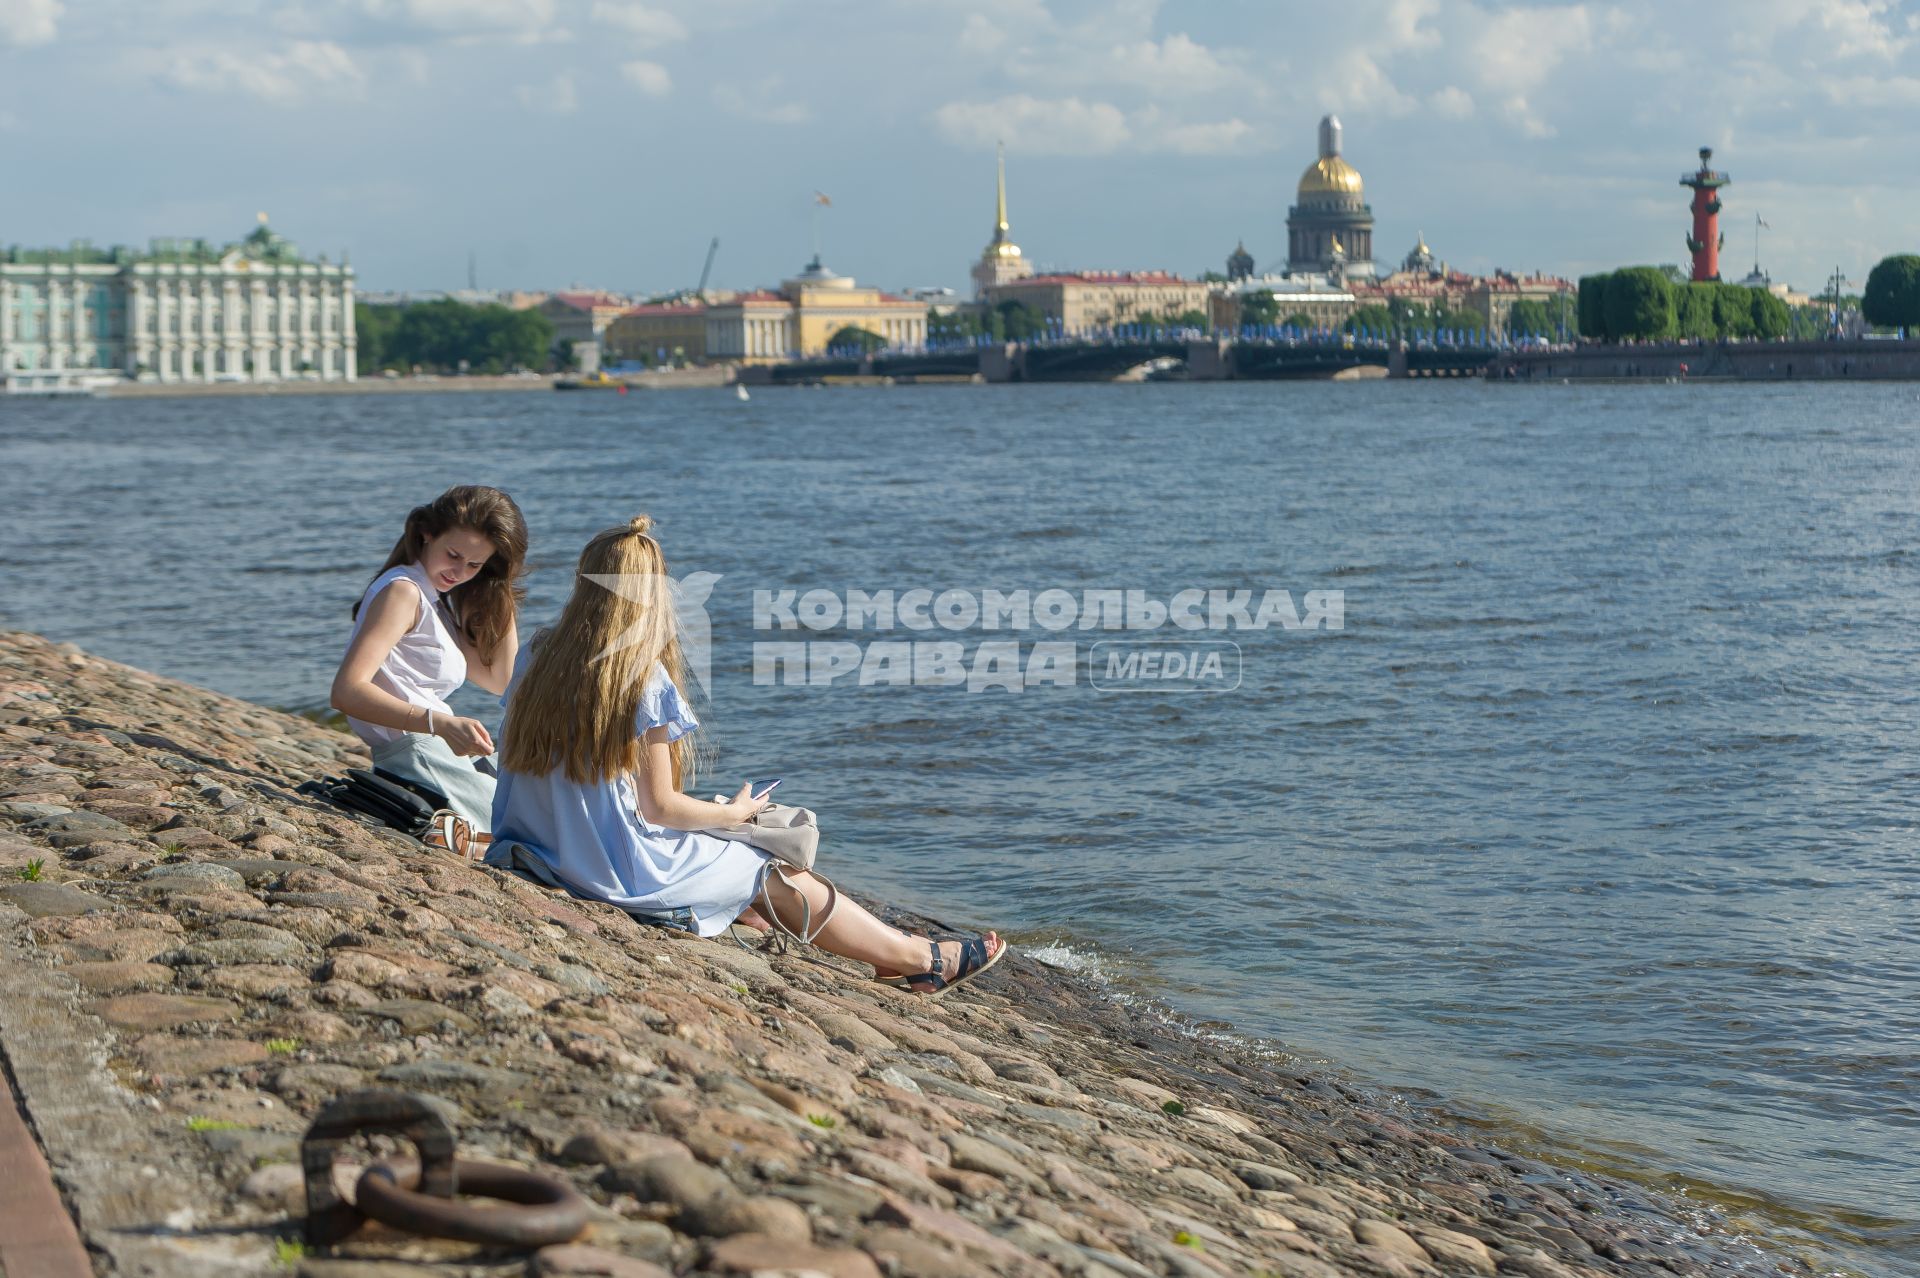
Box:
[750,777,782,801]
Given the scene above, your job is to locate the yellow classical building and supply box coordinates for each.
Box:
[603,302,709,365]
[704,259,927,363]
[985,270,1212,334]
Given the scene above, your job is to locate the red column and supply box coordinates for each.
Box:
[1690,188,1719,282]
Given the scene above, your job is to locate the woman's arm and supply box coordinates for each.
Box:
[633,727,766,830]
[330,581,494,755]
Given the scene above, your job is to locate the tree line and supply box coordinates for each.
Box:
[1576,269,1791,342]
[355,301,555,375]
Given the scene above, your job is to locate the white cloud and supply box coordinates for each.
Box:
[1312,49,1417,116]
[1469,5,1593,95]
[152,39,363,102]
[515,70,578,113]
[1099,32,1247,96]
[1143,114,1257,155]
[933,95,1255,156]
[1501,94,1555,138]
[1377,0,1443,48]
[711,78,811,125]
[0,0,62,47]
[366,0,540,27]
[1823,73,1920,106]
[1428,85,1474,117]
[959,13,1005,53]
[590,1,686,46]
[1000,27,1254,98]
[1807,0,1908,59]
[620,58,671,96]
[358,0,558,38]
[934,94,1132,155]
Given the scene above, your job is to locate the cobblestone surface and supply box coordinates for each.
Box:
[0,630,1807,1278]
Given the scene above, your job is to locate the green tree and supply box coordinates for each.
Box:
[1282,311,1314,331]
[1240,291,1281,328]
[992,299,1047,341]
[1787,304,1831,340]
[1603,268,1674,340]
[929,308,985,345]
[1166,308,1210,332]
[1344,303,1394,336]
[1386,297,1431,333]
[1674,285,1717,340]
[1577,274,1611,340]
[827,325,887,354]
[1505,298,1551,338]
[1750,288,1790,340]
[1862,254,1920,331]
[1711,284,1755,338]
[355,302,404,373]
[554,338,576,371]
[1506,295,1576,340]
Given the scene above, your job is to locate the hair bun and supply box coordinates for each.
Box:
[628,514,654,537]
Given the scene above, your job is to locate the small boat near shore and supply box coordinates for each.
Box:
[4,370,126,396]
[553,371,626,391]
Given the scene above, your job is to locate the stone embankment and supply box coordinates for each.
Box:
[97,368,731,399]
[0,631,1801,1278]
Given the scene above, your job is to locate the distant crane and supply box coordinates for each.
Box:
[696,237,719,301]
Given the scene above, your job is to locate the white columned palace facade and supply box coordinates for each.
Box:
[1,222,355,385]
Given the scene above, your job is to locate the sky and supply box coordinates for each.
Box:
[2,0,1916,297]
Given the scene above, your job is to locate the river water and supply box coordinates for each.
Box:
[2,382,1915,1276]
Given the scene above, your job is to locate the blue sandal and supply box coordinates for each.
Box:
[900,934,1007,998]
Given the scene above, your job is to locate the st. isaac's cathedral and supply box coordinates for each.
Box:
[1286,114,1375,277]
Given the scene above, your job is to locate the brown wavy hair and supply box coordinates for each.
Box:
[502,514,697,789]
[354,485,528,655]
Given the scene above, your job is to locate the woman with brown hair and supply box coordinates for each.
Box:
[331,485,528,833]
[491,515,1005,996]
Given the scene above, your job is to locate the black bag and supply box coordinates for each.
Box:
[299,769,438,838]
[370,766,453,813]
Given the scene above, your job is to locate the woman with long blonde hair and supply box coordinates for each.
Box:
[492,515,1005,995]
[332,485,528,833]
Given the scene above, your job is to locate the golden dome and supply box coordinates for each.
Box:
[1298,154,1364,198]
[987,233,1023,260]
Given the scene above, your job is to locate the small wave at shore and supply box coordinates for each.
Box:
[1022,931,1855,1278]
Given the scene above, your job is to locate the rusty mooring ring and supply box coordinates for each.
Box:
[355,1157,589,1248]
[302,1090,457,1247]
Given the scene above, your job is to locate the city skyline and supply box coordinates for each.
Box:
[2,0,1915,296]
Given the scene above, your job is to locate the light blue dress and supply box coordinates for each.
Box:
[489,658,771,937]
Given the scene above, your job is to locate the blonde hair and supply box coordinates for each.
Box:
[501,514,698,788]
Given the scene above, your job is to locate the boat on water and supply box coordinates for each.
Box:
[4,370,126,397]
[553,371,626,391]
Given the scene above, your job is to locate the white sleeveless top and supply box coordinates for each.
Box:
[343,563,467,748]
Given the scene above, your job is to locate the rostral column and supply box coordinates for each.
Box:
[1680,146,1729,282]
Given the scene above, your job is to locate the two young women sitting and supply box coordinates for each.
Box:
[331,488,1005,996]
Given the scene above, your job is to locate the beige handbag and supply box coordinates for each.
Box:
[700,801,819,870]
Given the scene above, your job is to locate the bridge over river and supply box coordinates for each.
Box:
[736,335,1506,386]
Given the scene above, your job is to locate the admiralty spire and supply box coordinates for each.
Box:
[972,142,1035,299]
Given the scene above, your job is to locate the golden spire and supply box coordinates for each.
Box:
[983,141,1023,260]
[995,140,1009,234]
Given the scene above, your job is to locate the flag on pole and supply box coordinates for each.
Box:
[814,191,832,207]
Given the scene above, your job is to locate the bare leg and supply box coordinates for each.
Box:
[755,867,997,979]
